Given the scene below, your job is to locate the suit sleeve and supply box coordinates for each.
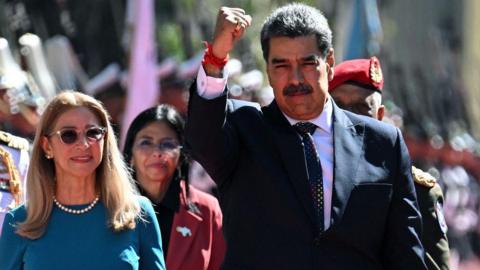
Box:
[185,81,239,186]
[208,198,226,270]
[382,129,427,270]
[138,197,166,270]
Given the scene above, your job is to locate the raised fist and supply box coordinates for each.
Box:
[211,7,252,59]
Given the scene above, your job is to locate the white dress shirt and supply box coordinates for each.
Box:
[282,100,334,230]
[197,66,334,230]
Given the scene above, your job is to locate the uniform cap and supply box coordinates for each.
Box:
[329,56,384,92]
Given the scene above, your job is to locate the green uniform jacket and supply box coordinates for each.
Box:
[414,168,450,270]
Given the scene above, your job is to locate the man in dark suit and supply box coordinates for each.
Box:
[185,3,427,269]
[329,57,450,270]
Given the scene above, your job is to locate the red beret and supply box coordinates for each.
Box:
[329,56,384,92]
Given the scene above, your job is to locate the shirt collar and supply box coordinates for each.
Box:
[282,96,333,134]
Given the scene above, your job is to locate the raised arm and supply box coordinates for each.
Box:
[185,7,252,185]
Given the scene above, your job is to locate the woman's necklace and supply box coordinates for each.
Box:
[53,195,100,214]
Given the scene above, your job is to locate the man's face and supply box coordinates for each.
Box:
[266,35,334,120]
[330,83,384,120]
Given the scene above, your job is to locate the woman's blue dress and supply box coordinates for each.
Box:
[0,196,165,270]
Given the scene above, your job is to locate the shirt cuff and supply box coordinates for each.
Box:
[196,65,228,99]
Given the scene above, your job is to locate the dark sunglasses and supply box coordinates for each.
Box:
[49,126,106,145]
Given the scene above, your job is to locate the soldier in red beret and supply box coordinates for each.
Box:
[330,57,451,270]
[329,56,385,119]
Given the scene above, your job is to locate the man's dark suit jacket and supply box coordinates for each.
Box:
[185,85,427,270]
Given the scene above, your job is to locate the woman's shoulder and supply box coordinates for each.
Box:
[4,204,28,223]
[136,195,155,211]
[0,205,27,243]
[134,196,161,235]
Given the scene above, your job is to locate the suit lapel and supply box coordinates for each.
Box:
[166,183,203,270]
[329,103,365,228]
[263,101,318,229]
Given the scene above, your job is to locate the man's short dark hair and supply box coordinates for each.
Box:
[260,3,333,61]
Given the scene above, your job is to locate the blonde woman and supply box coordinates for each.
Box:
[0,91,165,270]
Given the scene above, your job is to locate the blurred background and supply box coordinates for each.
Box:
[1,0,480,269]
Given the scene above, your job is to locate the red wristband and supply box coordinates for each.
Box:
[201,41,228,68]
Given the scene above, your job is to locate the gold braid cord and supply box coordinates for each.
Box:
[0,146,23,208]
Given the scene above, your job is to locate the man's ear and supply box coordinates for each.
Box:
[377,105,385,121]
[326,48,335,81]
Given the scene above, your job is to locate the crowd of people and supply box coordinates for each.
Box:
[0,2,479,270]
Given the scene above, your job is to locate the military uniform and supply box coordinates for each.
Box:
[413,166,450,270]
[0,131,29,234]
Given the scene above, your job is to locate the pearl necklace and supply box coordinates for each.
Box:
[53,196,100,214]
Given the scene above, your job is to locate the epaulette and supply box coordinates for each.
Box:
[0,131,29,151]
[412,166,436,188]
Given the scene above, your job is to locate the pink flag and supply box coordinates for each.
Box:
[121,0,158,146]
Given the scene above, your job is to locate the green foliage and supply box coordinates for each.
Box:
[157,23,185,60]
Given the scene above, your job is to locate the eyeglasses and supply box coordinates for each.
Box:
[133,139,182,154]
[48,126,106,145]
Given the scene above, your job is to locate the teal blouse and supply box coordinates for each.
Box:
[0,196,165,270]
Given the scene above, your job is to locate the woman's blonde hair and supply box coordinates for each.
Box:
[17,91,141,239]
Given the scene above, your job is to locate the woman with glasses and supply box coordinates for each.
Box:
[0,91,165,270]
[123,105,225,270]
